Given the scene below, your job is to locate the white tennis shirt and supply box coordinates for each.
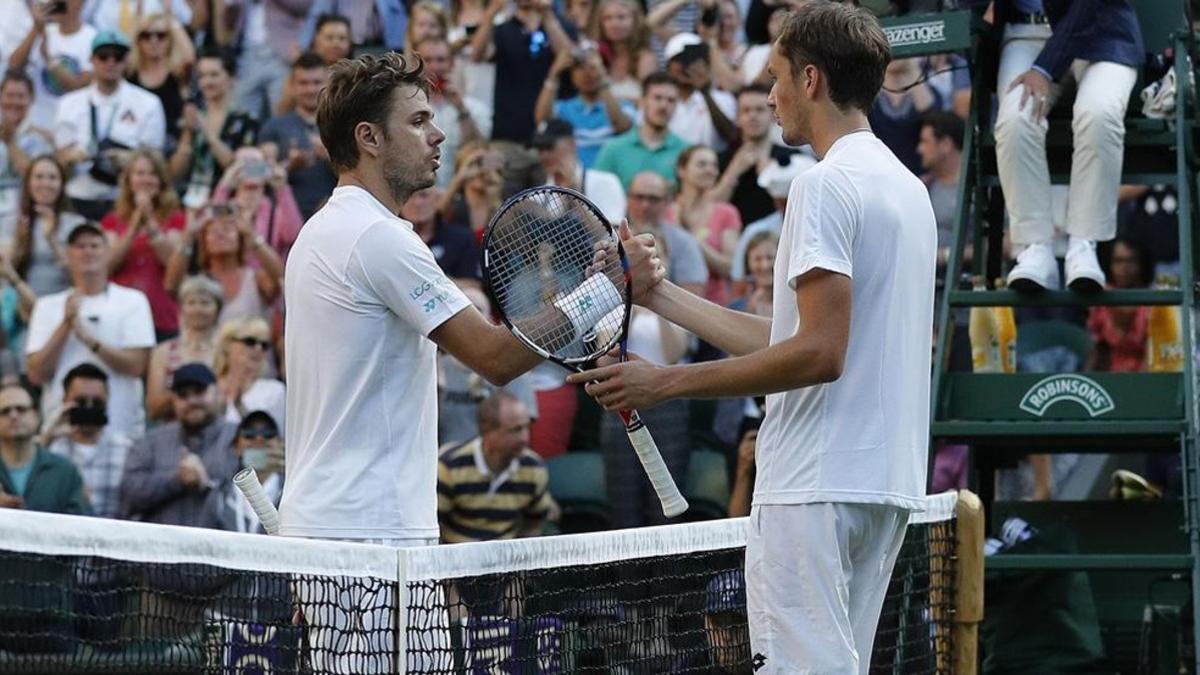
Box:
[753,131,937,511]
[281,185,470,539]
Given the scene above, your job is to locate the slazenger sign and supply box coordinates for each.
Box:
[1018,374,1116,417]
[885,21,946,48]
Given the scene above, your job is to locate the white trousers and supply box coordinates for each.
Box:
[746,503,910,675]
[993,23,1139,246]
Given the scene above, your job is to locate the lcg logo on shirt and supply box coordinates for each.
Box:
[409,278,454,314]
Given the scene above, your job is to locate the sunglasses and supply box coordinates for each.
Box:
[235,336,271,351]
[0,404,31,416]
[628,193,666,203]
[94,49,126,63]
[139,31,169,41]
[239,427,278,441]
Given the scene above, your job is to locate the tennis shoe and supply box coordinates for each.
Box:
[1007,242,1059,292]
[1065,238,1105,294]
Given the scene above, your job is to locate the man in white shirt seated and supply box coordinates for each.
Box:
[534,118,626,225]
[53,30,166,220]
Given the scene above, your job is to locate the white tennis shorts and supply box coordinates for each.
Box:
[746,502,910,674]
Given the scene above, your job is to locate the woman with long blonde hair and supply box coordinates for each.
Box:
[128,11,196,151]
[213,315,284,430]
[590,0,657,104]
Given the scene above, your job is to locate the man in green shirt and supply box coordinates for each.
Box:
[0,383,88,515]
[592,72,689,189]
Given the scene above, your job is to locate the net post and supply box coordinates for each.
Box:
[396,546,410,673]
[953,490,985,675]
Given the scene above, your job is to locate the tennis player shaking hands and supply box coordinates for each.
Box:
[568,4,938,672]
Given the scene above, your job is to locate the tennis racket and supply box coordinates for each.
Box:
[233,468,281,534]
[481,185,688,518]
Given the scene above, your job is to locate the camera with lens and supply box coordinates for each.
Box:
[68,397,108,427]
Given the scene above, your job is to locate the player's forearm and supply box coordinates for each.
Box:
[658,331,843,400]
[644,281,769,356]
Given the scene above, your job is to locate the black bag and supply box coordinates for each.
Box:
[88,104,131,186]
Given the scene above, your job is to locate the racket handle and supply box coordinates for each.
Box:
[233,468,281,535]
[621,410,689,518]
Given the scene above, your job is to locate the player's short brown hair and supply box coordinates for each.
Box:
[316,52,432,173]
[775,1,891,113]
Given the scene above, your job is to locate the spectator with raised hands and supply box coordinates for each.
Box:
[260,53,334,221]
[85,0,195,36]
[297,1,405,53]
[101,150,185,339]
[0,71,55,247]
[712,83,796,229]
[6,0,95,124]
[164,201,284,325]
[659,33,738,151]
[439,143,505,238]
[11,155,85,297]
[535,43,633,169]
[146,275,223,421]
[170,48,259,207]
[533,119,626,225]
[127,12,195,154]
[211,147,303,260]
[588,0,657,105]
[414,37,490,189]
[670,144,742,305]
[213,316,284,431]
[649,0,743,93]
[869,57,940,177]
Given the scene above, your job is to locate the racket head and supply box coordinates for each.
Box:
[481,186,631,366]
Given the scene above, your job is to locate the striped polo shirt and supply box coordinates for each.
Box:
[437,439,555,544]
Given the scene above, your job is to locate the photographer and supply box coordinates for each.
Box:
[210,147,303,261]
[44,363,131,519]
[661,33,738,151]
[53,31,167,221]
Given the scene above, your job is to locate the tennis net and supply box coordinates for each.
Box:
[0,491,980,674]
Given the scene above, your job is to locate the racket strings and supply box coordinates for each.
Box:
[486,189,628,362]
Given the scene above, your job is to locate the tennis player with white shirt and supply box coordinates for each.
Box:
[569,4,937,672]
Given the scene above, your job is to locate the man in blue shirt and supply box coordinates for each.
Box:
[534,45,633,168]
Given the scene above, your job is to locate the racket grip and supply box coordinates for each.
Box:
[233,468,281,535]
[622,411,689,518]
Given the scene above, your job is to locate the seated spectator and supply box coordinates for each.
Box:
[102,150,185,338]
[310,14,353,65]
[55,31,167,221]
[713,84,794,229]
[593,72,687,189]
[1088,238,1154,372]
[440,143,505,237]
[670,571,751,673]
[402,187,481,287]
[995,0,1143,293]
[533,119,626,224]
[259,53,335,221]
[43,363,131,519]
[437,391,557,543]
[299,1,405,52]
[625,171,707,295]
[119,362,237,524]
[212,147,303,260]
[199,410,285,534]
[0,382,88,514]
[414,37,490,189]
[26,223,154,441]
[146,275,223,420]
[670,145,742,305]
[7,0,95,124]
[0,70,54,247]
[0,249,36,377]
[164,202,284,324]
[213,316,285,430]
[729,230,776,317]
[534,44,633,168]
[727,152,813,287]
[127,12,195,154]
[589,0,657,105]
[11,155,85,296]
[660,33,737,151]
[170,48,259,207]
[869,57,940,177]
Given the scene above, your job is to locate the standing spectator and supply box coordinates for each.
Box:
[712,83,793,228]
[0,71,54,247]
[212,147,304,260]
[0,383,88,514]
[164,202,284,324]
[1087,238,1154,372]
[566,0,597,33]
[101,150,186,339]
[670,145,742,306]
[43,363,131,519]
[995,0,1143,293]
[259,53,335,221]
[7,0,96,125]
[437,391,556,543]
[171,49,259,206]
[213,316,285,430]
[55,31,167,221]
[84,0,194,36]
[535,45,633,168]
[589,0,657,105]
[470,0,578,145]
[534,119,626,224]
[298,1,406,52]
[407,1,451,51]
[0,0,33,73]
[448,0,494,116]
[199,409,285,533]
[593,72,687,189]
[11,156,85,297]
[414,37,490,189]
[917,111,965,250]
[118,362,238,524]
[309,14,353,65]
[26,223,155,440]
[146,275,222,421]
[218,0,307,122]
[739,4,786,87]
[625,171,707,295]
[440,143,505,237]
[127,12,195,154]
[869,57,940,177]
[661,32,737,151]
[401,187,481,287]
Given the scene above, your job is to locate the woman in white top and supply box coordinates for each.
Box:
[10,155,84,297]
[213,315,284,433]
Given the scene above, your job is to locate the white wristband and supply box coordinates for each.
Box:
[554,272,624,340]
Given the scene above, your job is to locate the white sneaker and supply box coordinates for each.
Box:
[1007,242,1060,293]
[1065,238,1105,293]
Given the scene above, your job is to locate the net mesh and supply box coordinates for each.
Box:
[0,493,958,674]
[483,186,627,363]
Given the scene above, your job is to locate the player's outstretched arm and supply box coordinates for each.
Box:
[430,307,544,386]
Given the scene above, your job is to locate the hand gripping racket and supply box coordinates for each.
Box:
[481,186,688,518]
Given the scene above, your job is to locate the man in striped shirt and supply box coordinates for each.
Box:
[437,391,557,543]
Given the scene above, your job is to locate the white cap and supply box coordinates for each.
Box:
[663,32,703,62]
[757,153,818,198]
